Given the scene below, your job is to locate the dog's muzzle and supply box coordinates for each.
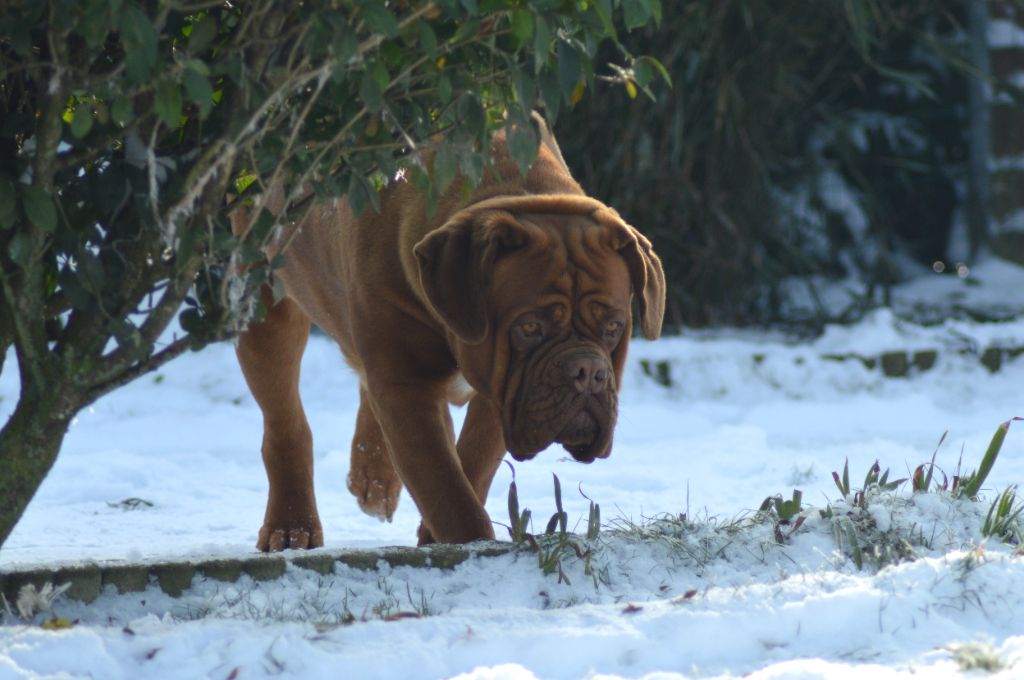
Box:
[552,351,610,462]
[508,344,617,463]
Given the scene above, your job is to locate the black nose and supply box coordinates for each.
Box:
[564,354,608,394]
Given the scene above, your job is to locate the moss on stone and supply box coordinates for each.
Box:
[880,351,909,377]
[102,566,150,594]
[242,556,286,581]
[197,559,244,583]
[152,563,196,597]
[290,553,336,575]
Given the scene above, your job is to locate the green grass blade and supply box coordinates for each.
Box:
[962,418,1021,499]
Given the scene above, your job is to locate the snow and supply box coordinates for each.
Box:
[782,255,1024,324]
[988,19,1024,48]
[2,300,1024,678]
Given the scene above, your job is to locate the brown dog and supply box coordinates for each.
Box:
[232,117,665,550]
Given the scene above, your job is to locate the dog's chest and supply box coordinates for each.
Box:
[446,372,475,406]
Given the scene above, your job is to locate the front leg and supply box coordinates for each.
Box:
[347,387,403,521]
[419,394,508,544]
[367,380,494,544]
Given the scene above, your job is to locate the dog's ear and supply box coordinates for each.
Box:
[601,214,666,340]
[414,210,532,344]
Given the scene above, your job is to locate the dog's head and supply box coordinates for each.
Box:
[414,195,665,463]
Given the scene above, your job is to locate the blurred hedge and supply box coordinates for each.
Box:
[555,0,968,328]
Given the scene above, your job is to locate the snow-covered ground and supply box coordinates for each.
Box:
[2,279,1024,677]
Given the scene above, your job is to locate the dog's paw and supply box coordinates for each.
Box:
[347,437,403,521]
[416,523,435,546]
[347,465,402,522]
[257,519,324,552]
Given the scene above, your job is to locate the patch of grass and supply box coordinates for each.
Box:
[830,508,919,571]
[958,418,1023,500]
[789,464,816,486]
[832,459,905,508]
[981,486,1024,546]
[503,461,532,544]
[947,640,1004,673]
[758,489,807,544]
[175,577,413,628]
[503,467,606,587]
[816,419,1023,568]
[639,359,672,387]
[604,510,770,574]
[911,431,949,493]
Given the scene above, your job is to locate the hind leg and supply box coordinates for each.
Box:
[236,286,323,551]
[347,386,404,521]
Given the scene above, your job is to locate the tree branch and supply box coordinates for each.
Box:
[83,332,217,406]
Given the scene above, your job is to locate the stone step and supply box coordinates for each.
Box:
[638,343,1024,387]
[0,543,516,605]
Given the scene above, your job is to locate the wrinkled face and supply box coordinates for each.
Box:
[455,214,633,463]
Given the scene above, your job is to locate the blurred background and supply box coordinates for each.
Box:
[554,0,1024,332]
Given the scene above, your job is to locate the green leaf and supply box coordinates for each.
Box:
[510,8,533,46]
[506,116,539,176]
[178,307,202,334]
[432,144,457,194]
[438,74,452,104]
[637,55,672,87]
[557,39,581,99]
[188,15,217,52]
[405,164,431,194]
[186,58,210,76]
[0,180,15,229]
[71,105,93,138]
[8,231,34,267]
[537,69,561,123]
[155,80,182,127]
[347,172,379,216]
[514,68,536,116]
[333,29,358,66]
[21,184,57,233]
[533,14,551,74]
[649,0,663,26]
[451,18,481,45]
[417,21,438,60]
[457,93,485,140]
[271,275,287,305]
[111,96,133,126]
[622,0,651,31]
[962,418,1022,499]
[120,3,158,85]
[249,208,276,243]
[76,248,106,294]
[371,59,390,91]
[592,0,617,39]
[184,68,214,118]
[460,0,479,15]
[358,1,400,38]
[633,59,653,88]
[359,67,384,113]
[459,150,484,186]
[78,4,110,49]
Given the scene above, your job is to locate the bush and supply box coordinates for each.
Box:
[555,0,968,327]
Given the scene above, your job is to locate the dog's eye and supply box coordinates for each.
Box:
[511,319,545,351]
[604,320,623,336]
[521,321,543,337]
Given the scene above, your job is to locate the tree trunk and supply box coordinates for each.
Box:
[0,393,76,550]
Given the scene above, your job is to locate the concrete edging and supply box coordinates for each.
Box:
[0,543,517,604]
[639,344,1024,386]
